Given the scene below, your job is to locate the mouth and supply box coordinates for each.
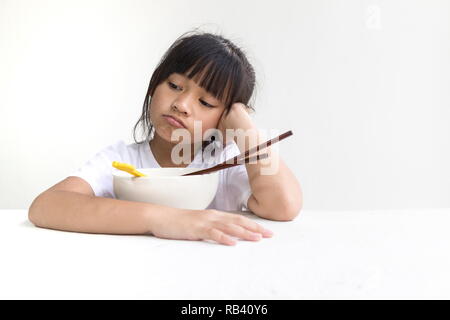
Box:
[163,115,187,129]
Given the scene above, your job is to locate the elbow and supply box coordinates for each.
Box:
[249,185,303,221]
[258,196,302,222]
[28,197,39,226]
[273,197,302,221]
[28,193,46,227]
[268,180,303,221]
[277,182,303,221]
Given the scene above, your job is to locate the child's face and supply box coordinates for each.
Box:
[149,72,226,144]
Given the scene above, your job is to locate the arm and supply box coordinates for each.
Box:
[28,176,273,245]
[218,103,303,221]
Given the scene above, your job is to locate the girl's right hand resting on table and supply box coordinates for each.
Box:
[149,209,273,246]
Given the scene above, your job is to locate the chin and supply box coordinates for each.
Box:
[157,125,192,144]
[155,126,173,140]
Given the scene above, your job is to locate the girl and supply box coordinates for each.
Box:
[28,31,302,246]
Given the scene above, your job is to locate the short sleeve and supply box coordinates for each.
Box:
[225,164,253,211]
[69,141,127,198]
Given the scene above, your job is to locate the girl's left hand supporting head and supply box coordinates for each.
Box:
[217,102,255,145]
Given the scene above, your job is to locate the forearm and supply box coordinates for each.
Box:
[28,190,177,235]
[234,125,303,220]
[27,181,276,246]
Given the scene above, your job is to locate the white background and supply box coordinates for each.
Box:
[1,0,449,210]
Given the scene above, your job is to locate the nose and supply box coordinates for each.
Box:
[172,93,192,117]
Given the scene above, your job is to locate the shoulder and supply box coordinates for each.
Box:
[94,140,143,159]
[75,140,147,171]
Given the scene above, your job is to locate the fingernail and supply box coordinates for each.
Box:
[263,229,274,237]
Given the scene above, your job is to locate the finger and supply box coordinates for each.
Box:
[232,215,274,238]
[218,223,262,242]
[205,227,236,246]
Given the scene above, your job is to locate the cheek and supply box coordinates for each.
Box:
[147,102,158,123]
[149,84,168,109]
[148,93,167,120]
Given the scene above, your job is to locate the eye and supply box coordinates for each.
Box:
[168,81,181,90]
[199,99,215,108]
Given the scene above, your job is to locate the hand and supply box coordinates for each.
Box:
[217,102,255,146]
[150,208,273,246]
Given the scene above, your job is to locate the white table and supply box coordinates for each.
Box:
[1,208,450,299]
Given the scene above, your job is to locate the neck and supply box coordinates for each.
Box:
[149,132,200,167]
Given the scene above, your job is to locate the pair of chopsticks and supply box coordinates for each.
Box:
[182,130,293,176]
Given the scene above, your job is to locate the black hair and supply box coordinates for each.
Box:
[132,29,257,148]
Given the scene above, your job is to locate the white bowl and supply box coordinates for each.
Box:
[113,167,219,210]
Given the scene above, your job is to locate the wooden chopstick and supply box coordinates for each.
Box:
[231,130,293,163]
[182,153,269,176]
[182,129,293,177]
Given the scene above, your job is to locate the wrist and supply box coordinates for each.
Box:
[232,126,260,153]
[142,203,186,235]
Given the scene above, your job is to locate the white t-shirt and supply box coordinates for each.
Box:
[69,140,253,212]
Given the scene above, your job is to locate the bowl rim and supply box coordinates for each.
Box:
[112,168,219,179]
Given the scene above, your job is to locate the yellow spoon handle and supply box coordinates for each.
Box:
[112,161,147,177]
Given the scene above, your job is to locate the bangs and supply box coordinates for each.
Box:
[150,33,251,110]
[185,59,237,108]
